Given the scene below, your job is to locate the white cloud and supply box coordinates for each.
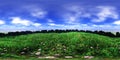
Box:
[113,20,120,25]
[67,15,80,23]
[64,5,119,24]
[32,23,41,27]
[0,24,42,32]
[31,9,47,18]
[48,23,56,26]
[64,6,82,23]
[22,6,47,18]
[92,6,118,22]
[0,20,5,25]
[64,10,81,23]
[47,19,54,22]
[11,17,32,26]
[64,5,91,24]
[11,17,42,27]
[91,24,111,28]
[48,23,65,27]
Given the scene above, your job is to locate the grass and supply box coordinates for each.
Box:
[1,57,120,60]
[0,32,120,59]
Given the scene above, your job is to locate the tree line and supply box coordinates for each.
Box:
[0,29,120,37]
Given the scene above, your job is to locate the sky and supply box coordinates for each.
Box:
[0,0,120,32]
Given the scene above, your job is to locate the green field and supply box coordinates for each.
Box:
[0,32,120,59]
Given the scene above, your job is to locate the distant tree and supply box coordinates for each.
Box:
[61,30,64,32]
[105,32,115,37]
[79,30,85,32]
[41,30,48,33]
[116,32,120,37]
[1,29,120,38]
[66,29,70,32]
[85,30,93,33]
[48,30,54,33]
[55,29,60,33]
[34,31,41,33]
[97,31,105,35]
[0,33,5,37]
[93,30,99,34]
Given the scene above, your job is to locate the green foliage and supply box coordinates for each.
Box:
[0,32,120,57]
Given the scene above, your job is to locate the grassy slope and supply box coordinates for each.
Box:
[0,32,120,58]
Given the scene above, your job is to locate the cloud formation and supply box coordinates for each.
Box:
[0,20,5,25]
[30,8,47,18]
[113,20,120,25]
[32,23,41,27]
[11,17,41,27]
[92,6,118,22]
[63,6,83,24]
[0,0,120,32]
[11,17,32,26]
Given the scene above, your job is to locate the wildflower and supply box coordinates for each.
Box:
[65,56,73,58]
[64,49,66,51]
[90,47,93,49]
[35,52,41,56]
[54,54,61,57]
[21,52,25,55]
[84,56,94,59]
[4,50,7,52]
[45,56,56,59]
[3,48,6,50]
[1,53,5,55]
[38,48,41,51]
[23,48,27,50]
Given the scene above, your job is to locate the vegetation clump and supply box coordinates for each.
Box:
[0,32,120,58]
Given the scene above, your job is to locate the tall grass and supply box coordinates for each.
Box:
[0,32,120,57]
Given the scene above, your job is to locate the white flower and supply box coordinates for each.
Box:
[84,56,94,59]
[35,52,41,56]
[90,47,93,49]
[38,48,41,51]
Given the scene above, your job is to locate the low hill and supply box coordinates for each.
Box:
[0,32,120,57]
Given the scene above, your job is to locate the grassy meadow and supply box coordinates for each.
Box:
[0,32,120,59]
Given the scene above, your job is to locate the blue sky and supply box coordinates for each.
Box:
[0,0,120,32]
